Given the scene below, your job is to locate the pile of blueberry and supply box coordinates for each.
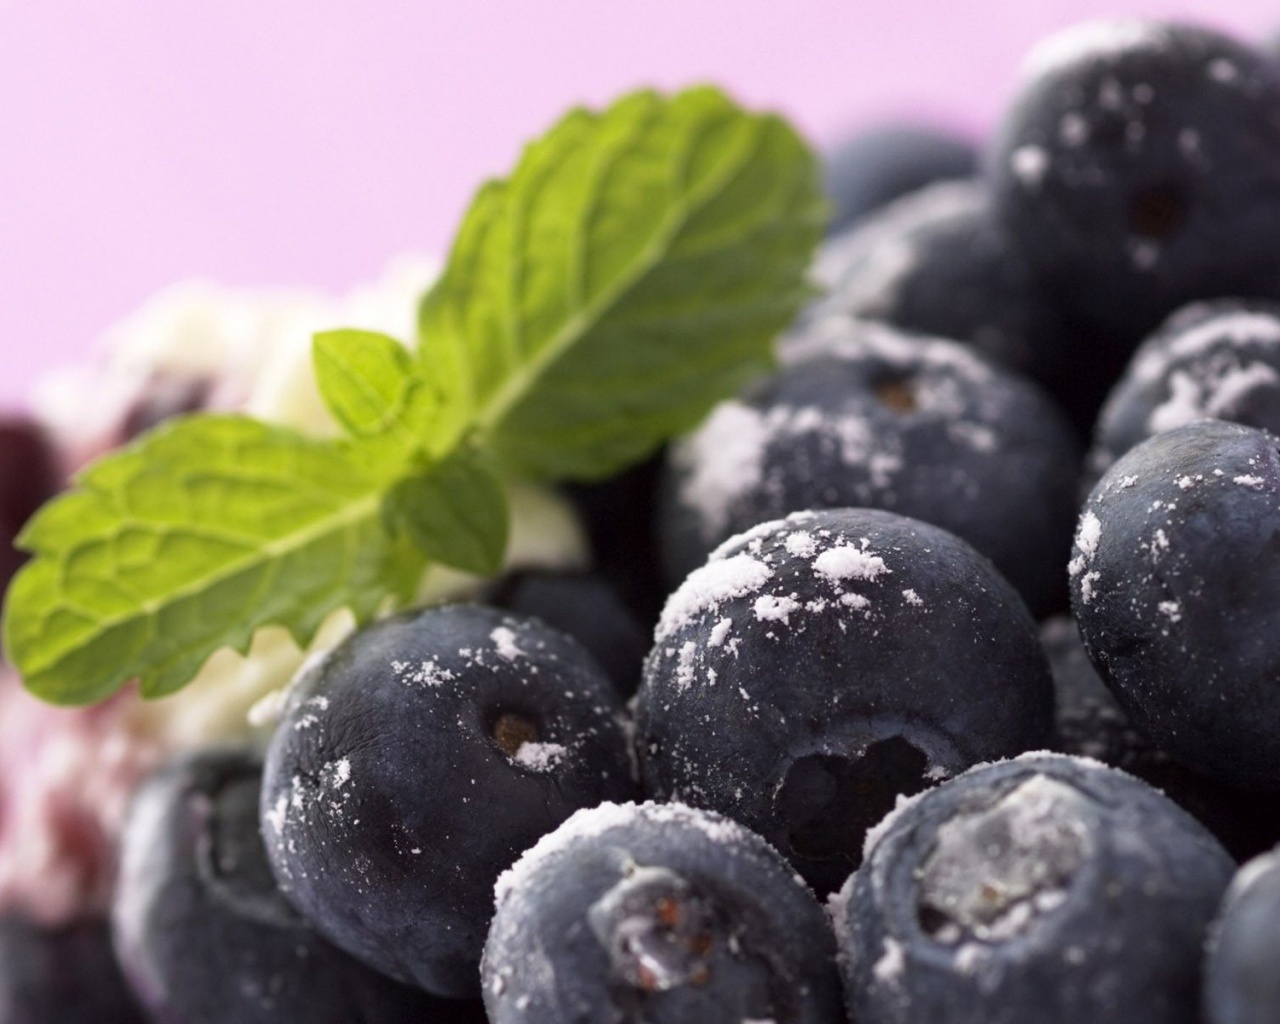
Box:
[11,14,1280,1024]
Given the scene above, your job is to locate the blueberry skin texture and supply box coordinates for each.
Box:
[1090,299,1280,482]
[483,570,650,699]
[1042,615,1280,862]
[1205,846,1280,1024]
[482,801,845,1024]
[112,750,467,1024]
[664,320,1082,618]
[1070,420,1280,789]
[834,753,1235,1024]
[0,915,146,1024]
[823,123,977,235]
[989,20,1280,347]
[261,604,638,998]
[639,508,1053,895]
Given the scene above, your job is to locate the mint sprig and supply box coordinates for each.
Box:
[3,85,824,706]
[421,87,823,479]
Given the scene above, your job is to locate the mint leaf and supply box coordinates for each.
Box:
[4,85,825,707]
[418,85,826,480]
[313,330,418,439]
[386,449,509,575]
[3,416,426,704]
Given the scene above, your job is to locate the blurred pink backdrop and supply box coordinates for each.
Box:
[3,0,1277,409]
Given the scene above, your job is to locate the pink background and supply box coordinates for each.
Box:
[3,1,1276,410]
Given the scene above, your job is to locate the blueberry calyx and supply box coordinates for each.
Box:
[588,866,715,993]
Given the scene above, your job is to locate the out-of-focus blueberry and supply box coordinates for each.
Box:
[664,319,1081,618]
[112,750,472,1023]
[989,20,1280,348]
[813,182,1070,383]
[483,570,649,699]
[1090,299,1280,483]
[1205,846,1280,1024]
[0,914,145,1024]
[0,416,60,601]
[823,123,977,235]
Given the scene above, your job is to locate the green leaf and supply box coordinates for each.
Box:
[418,85,826,480]
[385,448,509,576]
[3,416,427,705]
[3,85,825,709]
[312,329,438,463]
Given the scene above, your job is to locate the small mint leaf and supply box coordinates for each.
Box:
[385,449,509,576]
[3,416,427,705]
[312,329,431,458]
[418,85,826,481]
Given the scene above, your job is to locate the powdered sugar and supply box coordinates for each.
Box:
[491,627,526,661]
[813,543,891,583]
[707,618,734,648]
[656,555,774,642]
[513,742,568,772]
[671,401,771,541]
[1068,511,1103,595]
[754,594,800,625]
[392,658,456,688]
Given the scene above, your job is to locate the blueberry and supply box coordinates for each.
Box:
[0,915,145,1024]
[562,452,668,627]
[833,753,1234,1024]
[1043,615,1280,861]
[260,604,638,998]
[639,507,1053,894]
[663,319,1081,617]
[112,749,466,1023]
[1070,420,1280,789]
[822,122,978,235]
[811,181,1072,387]
[481,801,845,1024]
[120,373,215,442]
[989,19,1280,346]
[0,416,60,599]
[483,570,650,699]
[1090,299,1280,482]
[1204,846,1280,1024]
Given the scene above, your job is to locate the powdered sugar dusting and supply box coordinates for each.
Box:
[675,641,699,691]
[491,626,525,661]
[1068,512,1102,596]
[813,542,890,583]
[672,401,770,541]
[784,531,818,558]
[754,594,800,625]
[392,658,456,688]
[656,555,774,642]
[513,742,568,772]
